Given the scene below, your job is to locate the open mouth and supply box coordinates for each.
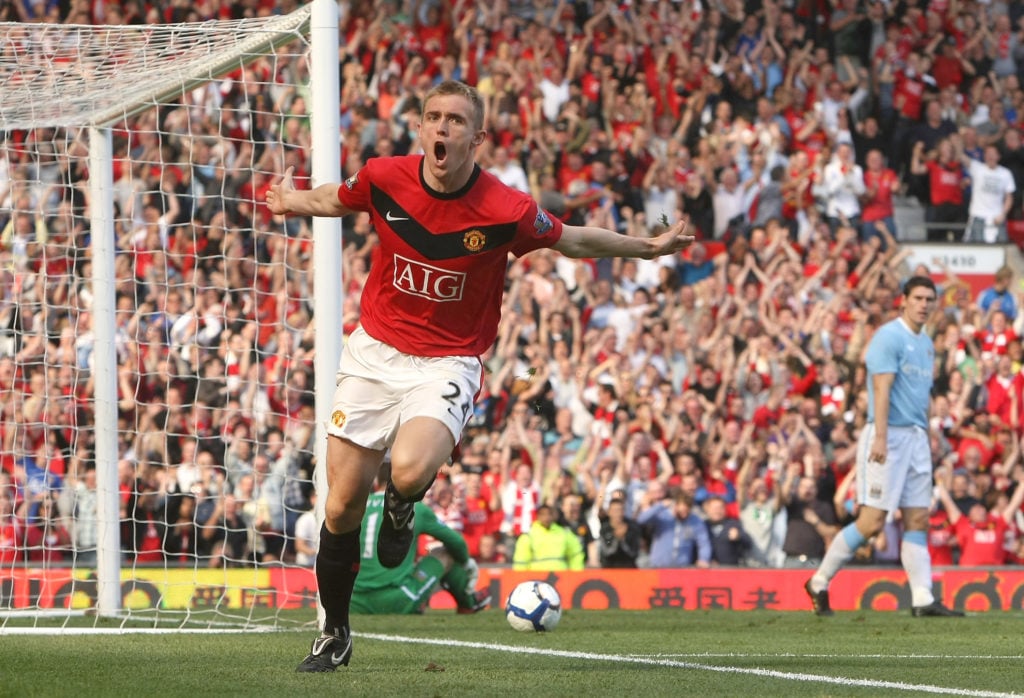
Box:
[434,141,447,165]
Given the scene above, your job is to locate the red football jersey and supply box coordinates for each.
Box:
[337,155,563,357]
[954,516,1008,566]
[925,160,964,206]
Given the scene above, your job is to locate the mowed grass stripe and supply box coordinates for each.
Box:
[3,610,1022,697]
[358,631,1023,698]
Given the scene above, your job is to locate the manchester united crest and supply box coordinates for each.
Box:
[463,229,486,252]
[331,410,347,428]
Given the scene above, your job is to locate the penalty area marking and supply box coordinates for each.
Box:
[357,632,1021,698]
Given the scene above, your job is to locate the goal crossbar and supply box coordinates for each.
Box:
[0,6,311,130]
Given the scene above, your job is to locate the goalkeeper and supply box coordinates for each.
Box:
[352,466,490,615]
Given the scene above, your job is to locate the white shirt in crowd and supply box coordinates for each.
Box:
[293,508,319,567]
[488,161,530,193]
[712,176,746,237]
[822,154,866,220]
[967,158,1015,225]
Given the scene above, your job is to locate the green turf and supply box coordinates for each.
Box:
[1,609,1021,697]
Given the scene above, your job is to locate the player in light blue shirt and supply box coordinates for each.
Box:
[805,276,963,618]
[864,311,934,430]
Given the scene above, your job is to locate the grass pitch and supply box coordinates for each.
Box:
[1,609,1021,697]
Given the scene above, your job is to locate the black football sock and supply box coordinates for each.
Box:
[315,523,360,636]
[387,471,438,504]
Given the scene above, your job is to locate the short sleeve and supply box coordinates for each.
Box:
[968,159,982,182]
[865,326,900,375]
[509,197,563,258]
[336,161,375,212]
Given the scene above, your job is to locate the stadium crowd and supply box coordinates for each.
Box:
[2,0,1024,575]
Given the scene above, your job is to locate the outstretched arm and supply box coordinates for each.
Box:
[266,166,354,217]
[553,219,694,260]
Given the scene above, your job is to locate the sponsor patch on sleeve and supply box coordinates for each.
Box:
[344,173,359,190]
[533,209,553,236]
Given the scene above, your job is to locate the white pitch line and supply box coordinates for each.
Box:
[630,653,1024,661]
[0,626,282,635]
[357,632,1021,698]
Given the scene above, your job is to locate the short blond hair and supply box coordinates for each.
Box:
[422,80,485,131]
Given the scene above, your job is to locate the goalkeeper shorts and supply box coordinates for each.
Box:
[351,555,446,614]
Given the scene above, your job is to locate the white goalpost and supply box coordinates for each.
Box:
[0,0,340,630]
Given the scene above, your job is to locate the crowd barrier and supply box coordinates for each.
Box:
[3,567,1023,613]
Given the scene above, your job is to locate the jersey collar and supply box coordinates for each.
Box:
[897,317,924,336]
[418,159,481,200]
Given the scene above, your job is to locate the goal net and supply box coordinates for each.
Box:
[0,3,340,632]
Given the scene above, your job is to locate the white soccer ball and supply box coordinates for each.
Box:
[505,581,562,632]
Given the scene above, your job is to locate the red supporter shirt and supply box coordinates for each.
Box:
[995,31,1014,62]
[986,373,1020,427]
[861,168,898,222]
[782,161,816,219]
[928,509,956,566]
[559,162,591,194]
[894,71,926,120]
[336,156,563,357]
[975,327,1016,356]
[23,524,68,563]
[461,490,494,557]
[924,160,964,206]
[416,24,449,70]
[956,435,993,469]
[580,71,601,104]
[0,520,20,565]
[954,515,1008,566]
[931,53,963,90]
[820,383,845,417]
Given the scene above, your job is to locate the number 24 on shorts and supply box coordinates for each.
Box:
[442,380,470,421]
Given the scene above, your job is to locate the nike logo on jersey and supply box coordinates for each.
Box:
[371,185,518,259]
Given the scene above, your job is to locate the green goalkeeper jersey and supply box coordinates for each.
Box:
[354,491,470,591]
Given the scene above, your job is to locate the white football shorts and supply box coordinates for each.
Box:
[856,422,933,511]
[326,326,483,451]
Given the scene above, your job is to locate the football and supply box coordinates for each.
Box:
[505,581,562,632]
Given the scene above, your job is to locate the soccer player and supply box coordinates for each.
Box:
[804,276,963,617]
[266,80,694,672]
[351,464,490,615]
